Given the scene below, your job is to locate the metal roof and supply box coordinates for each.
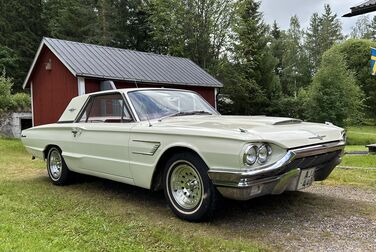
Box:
[343,0,376,17]
[23,37,223,88]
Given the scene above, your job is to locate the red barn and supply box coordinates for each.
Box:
[23,38,223,126]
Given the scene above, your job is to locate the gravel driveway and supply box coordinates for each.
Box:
[208,184,376,251]
[38,172,376,252]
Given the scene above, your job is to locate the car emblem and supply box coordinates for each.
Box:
[309,134,326,140]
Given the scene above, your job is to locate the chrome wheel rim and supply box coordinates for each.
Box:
[169,162,203,210]
[49,150,62,180]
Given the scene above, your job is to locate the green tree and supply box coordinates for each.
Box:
[319,4,343,54]
[280,16,311,96]
[44,0,97,43]
[227,0,280,114]
[350,16,373,39]
[112,0,152,51]
[270,21,284,78]
[368,16,376,40]
[332,39,376,118]
[0,71,13,113]
[96,0,116,46]
[215,58,266,115]
[0,46,18,76]
[305,13,321,73]
[306,49,364,126]
[0,0,45,91]
[148,0,233,69]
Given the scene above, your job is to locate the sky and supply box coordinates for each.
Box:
[260,0,375,35]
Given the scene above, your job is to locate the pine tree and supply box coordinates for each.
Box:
[228,0,280,114]
[305,13,321,73]
[306,49,364,126]
[232,0,267,74]
[0,0,45,91]
[271,20,281,39]
[96,0,116,46]
[270,21,284,78]
[44,0,97,43]
[319,4,343,54]
[112,0,152,51]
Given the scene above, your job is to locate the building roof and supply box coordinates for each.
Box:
[343,0,376,17]
[23,37,223,89]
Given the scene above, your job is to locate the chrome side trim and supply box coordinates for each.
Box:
[131,140,161,156]
[208,141,345,188]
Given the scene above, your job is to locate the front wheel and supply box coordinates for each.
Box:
[163,152,219,221]
[47,147,71,186]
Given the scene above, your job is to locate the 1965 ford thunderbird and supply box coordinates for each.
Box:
[21,88,346,221]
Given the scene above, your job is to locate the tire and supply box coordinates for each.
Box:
[47,147,71,186]
[163,152,219,221]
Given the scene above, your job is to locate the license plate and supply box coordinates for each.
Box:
[297,168,315,190]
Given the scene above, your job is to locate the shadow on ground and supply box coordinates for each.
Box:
[34,171,371,224]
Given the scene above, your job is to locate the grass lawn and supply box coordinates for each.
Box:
[346,126,376,145]
[323,168,376,188]
[326,142,376,187]
[1,137,376,251]
[344,145,367,152]
[0,138,266,252]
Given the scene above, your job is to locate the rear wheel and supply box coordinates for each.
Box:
[47,147,71,185]
[163,152,219,221]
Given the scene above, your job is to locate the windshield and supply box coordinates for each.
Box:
[128,90,218,121]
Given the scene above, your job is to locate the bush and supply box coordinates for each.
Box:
[0,71,30,113]
[11,92,31,111]
[0,72,13,113]
[305,49,364,126]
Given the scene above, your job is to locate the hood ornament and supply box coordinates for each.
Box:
[309,134,326,140]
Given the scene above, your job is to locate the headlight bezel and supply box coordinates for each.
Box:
[341,130,347,142]
[257,144,269,164]
[242,142,276,167]
[243,144,258,166]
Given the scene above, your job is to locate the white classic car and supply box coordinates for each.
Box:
[21,88,346,221]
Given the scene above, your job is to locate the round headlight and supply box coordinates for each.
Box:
[258,144,269,164]
[267,145,272,156]
[341,130,347,142]
[244,145,258,165]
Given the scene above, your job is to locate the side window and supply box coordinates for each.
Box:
[78,94,132,123]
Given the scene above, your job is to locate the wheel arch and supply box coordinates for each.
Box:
[150,145,207,191]
[43,144,61,160]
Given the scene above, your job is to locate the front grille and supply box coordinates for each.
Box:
[285,150,342,170]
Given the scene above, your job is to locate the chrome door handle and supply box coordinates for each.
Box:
[71,127,82,137]
[72,126,85,137]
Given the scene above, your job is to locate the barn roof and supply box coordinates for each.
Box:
[23,37,223,89]
[343,0,376,17]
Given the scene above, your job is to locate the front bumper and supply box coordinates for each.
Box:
[208,141,345,200]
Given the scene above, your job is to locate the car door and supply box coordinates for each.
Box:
[67,92,135,181]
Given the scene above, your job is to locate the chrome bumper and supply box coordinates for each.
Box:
[208,141,345,200]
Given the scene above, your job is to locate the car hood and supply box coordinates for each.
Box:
[152,115,344,149]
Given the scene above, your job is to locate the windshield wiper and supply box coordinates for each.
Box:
[158,110,212,122]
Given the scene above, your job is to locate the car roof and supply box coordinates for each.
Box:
[87,87,196,96]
